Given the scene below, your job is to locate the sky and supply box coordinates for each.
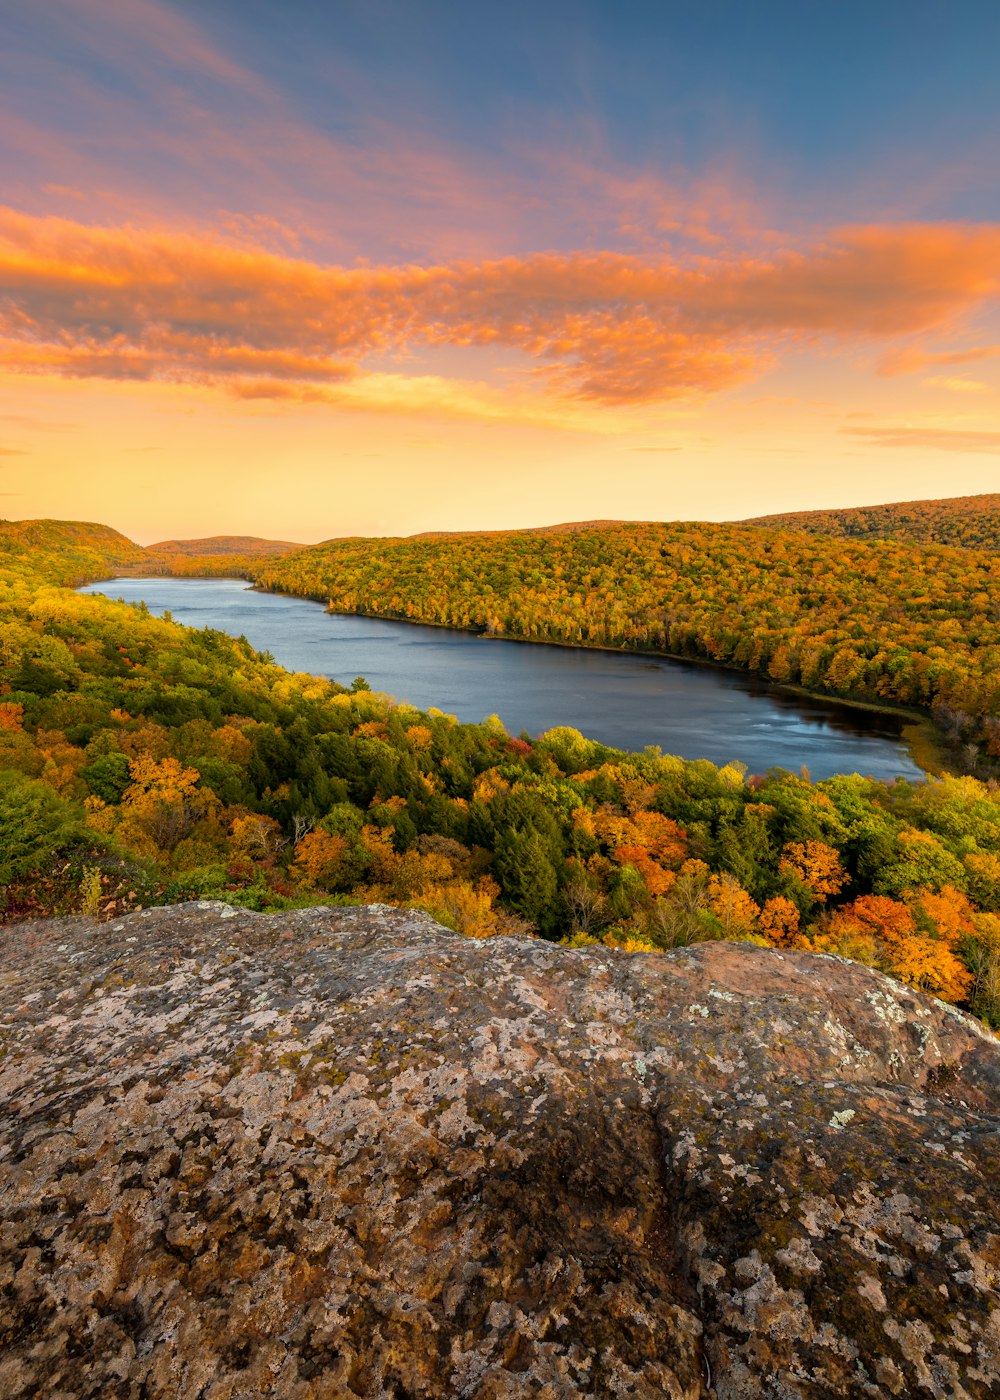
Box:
[2,0,1000,543]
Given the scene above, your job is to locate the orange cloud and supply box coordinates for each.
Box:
[1,208,1000,410]
[222,371,629,433]
[878,343,1000,376]
[921,376,990,393]
[843,426,1000,453]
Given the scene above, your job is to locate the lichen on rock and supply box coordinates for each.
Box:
[1,901,998,1397]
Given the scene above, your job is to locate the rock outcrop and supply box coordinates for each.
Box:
[1,902,999,1399]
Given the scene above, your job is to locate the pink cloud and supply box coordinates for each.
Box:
[1,208,999,407]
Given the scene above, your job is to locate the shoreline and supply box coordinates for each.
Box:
[84,572,947,778]
[258,583,946,777]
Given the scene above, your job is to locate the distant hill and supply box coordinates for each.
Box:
[411,520,626,539]
[147,535,303,557]
[0,520,304,587]
[0,518,150,586]
[747,493,1000,551]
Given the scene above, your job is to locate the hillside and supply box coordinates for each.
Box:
[147,534,304,557]
[4,504,1000,1042]
[0,520,306,588]
[749,492,1000,551]
[6,512,1000,1023]
[251,519,1000,761]
[0,517,150,586]
[3,901,998,1398]
[412,518,627,539]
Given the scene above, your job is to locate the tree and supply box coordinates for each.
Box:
[643,861,715,948]
[291,830,348,888]
[230,814,286,863]
[708,873,760,937]
[875,827,967,897]
[758,896,801,947]
[821,894,972,1003]
[779,840,848,902]
[562,865,610,934]
[494,828,559,932]
[81,752,132,804]
[0,771,76,886]
[961,915,1000,1026]
[119,755,206,857]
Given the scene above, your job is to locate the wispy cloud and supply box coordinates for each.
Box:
[878,344,1000,376]
[0,0,570,263]
[0,412,78,431]
[843,426,1000,453]
[221,370,632,432]
[921,376,990,393]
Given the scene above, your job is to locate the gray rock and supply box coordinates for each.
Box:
[1,902,998,1398]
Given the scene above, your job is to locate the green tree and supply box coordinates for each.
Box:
[494,828,559,932]
[0,771,77,885]
[81,752,132,804]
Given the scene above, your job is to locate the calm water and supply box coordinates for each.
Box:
[81,577,925,782]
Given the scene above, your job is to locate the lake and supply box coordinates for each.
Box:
[80,577,926,782]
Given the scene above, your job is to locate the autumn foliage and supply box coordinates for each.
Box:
[817,889,974,1003]
[3,515,1000,1028]
[253,515,1000,765]
[751,492,1000,553]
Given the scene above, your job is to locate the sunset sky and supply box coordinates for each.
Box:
[2,0,1000,542]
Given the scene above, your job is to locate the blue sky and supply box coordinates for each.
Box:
[1,0,999,539]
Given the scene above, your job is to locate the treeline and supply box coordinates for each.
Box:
[0,518,295,587]
[140,553,272,578]
[2,520,1000,1027]
[750,492,1000,552]
[0,518,148,587]
[147,535,302,557]
[253,520,1000,762]
[142,534,303,577]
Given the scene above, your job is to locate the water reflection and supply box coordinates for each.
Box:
[80,577,925,782]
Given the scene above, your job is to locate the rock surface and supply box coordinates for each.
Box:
[1,902,999,1399]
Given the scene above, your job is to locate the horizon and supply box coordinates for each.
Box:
[6,487,1000,550]
[2,1,1000,539]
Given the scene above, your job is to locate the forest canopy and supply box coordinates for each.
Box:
[254,516,1000,766]
[2,514,1000,1030]
[749,492,1000,552]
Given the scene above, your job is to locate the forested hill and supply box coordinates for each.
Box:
[412,519,626,539]
[748,493,1000,551]
[252,519,1000,757]
[0,519,301,585]
[4,509,1000,1027]
[0,518,150,586]
[12,509,1000,763]
[146,535,303,557]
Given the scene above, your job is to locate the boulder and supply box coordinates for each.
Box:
[1,901,998,1398]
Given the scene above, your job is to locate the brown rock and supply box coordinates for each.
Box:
[1,901,998,1398]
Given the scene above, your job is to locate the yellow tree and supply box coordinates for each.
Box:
[758,896,802,947]
[116,755,207,859]
[708,873,760,938]
[779,840,848,901]
[292,831,348,888]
